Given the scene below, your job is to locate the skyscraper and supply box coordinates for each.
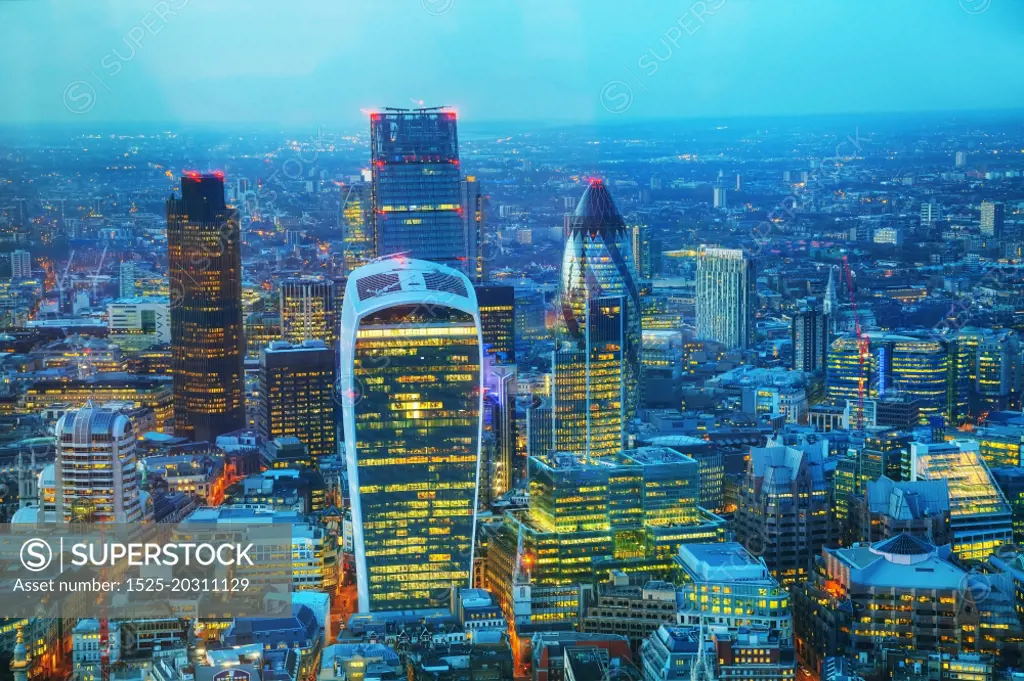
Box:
[167,173,245,442]
[559,179,641,424]
[792,302,828,373]
[259,339,337,468]
[340,177,373,273]
[279,276,338,348]
[482,363,518,505]
[553,296,626,458]
[980,200,1005,238]
[370,108,466,268]
[474,283,516,363]
[340,257,483,612]
[462,175,487,283]
[630,220,655,281]
[695,246,754,349]
[713,185,727,210]
[54,402,144,523]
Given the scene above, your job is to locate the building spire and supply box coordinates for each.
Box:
[11,621,29,681]
[691,615,714,681]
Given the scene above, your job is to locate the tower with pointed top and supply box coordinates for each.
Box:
[555,180,641,456]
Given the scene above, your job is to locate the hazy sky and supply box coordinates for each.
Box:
[2,0,1022,126]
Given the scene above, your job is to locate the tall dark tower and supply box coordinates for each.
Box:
[167,173,245,442]
[370,108,466,269]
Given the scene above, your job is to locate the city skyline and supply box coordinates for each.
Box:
[2,6,1024,677]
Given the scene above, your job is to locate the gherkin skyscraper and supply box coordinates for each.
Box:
[554,180,641,456]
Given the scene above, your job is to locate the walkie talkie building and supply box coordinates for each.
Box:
[340,257,483,613]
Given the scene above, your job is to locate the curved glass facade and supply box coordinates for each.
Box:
[557,181,641,451]
[341,258,483,613]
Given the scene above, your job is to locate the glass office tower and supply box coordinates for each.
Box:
[553,296,626,458]
[558,179,641,429]
[340,257,483,612]
[341,179,374,273]
[279,276,338,348]
[167,173,245,442]
[259,339,337,468]
[370,108,466,268]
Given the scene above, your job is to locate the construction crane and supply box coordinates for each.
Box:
[842,256,870,430]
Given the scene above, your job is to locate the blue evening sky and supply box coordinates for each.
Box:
[1,0,1022,126]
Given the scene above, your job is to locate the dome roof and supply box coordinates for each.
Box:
[869,533,936,564]
[571,179,625,231]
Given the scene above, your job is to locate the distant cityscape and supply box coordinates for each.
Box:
[0,104,1023,681]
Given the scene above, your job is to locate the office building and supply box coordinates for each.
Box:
[695,246,754,349]
[921,201,941,228]
[107,297,171,346]
[956,151,969,168]
[907,439,1013,561]
[955,328,1020,417]
[10,250,31,279]
[827,331,971,426]
[259,339,337,467]
[462,175,487,283]
[674,543,793,640]
[968,425,1024,468]
[980,201,1004,239]
[370,108,466,268]
[874,227,903,245]
[636,434,724,513]
[552,296,626,458]
[991,467,1024,543]
[340,257,482,612]
[167,173,245,442]
[642,625,795,681]
[832,429,909,538]
[734,442,832,585]
[531,633,632,681]
[54,402,144,523]
[482,363,518,505]
[580,572,678,647]
[185,506,339,593]
[341,178,374,273]
[558,179,641,422]
[244,310,281,359]
[792,303,828,373]
[793,535,1020,673]
[24,374,174,433]
[713,185,727,210]
[852,476,952,546]
[630,221,656,281]
[279,276,338,349]
[475,284,515,363]
[484,448,723,629]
